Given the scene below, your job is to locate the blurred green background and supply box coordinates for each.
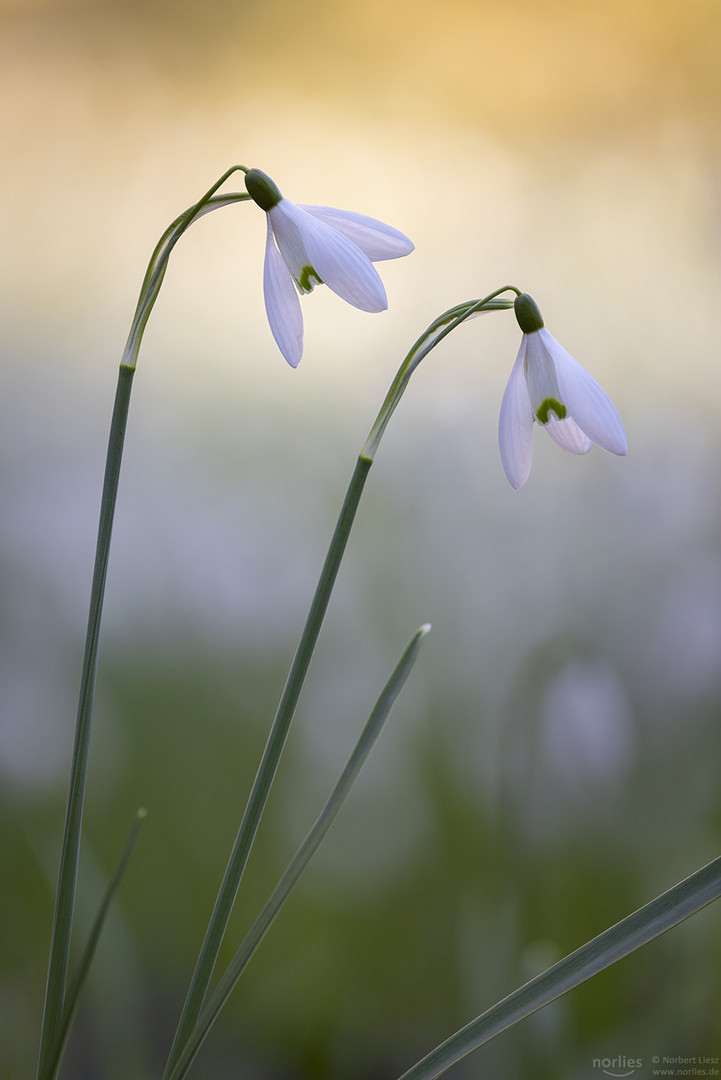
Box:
[1,0,720,1076]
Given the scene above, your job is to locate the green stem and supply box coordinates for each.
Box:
[37,363,135,1078]
[363,286,519,458]
[122,170,250,370]
[164,286,520,1076]
[37,168,252,1080]
[163,454,374,1076]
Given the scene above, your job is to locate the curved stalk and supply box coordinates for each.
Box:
[37,170,251,1080]
[164,286,519,1076]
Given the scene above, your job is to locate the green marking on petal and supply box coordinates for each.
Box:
[296,265,324,292]
[536,397,567,424]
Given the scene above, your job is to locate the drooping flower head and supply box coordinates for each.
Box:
[498,293,628,488]
[244,168,414,368]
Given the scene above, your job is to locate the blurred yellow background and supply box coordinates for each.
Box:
[1,0,720,1077]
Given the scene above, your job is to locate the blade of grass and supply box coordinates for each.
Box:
[166,624,431,1080]
[39,809,147,1080]
[396,854,721,1080]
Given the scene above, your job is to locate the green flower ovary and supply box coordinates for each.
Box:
[536,397,567,424]
[245,168,283,211]
[296,265,324,292]
[514,293,545,334]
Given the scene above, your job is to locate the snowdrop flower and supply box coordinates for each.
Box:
[244,168,414,368]
[499,293,628,488]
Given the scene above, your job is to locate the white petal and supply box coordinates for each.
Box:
[538,328,628,456]
[262,217,303,367]
[544,416,593,454]
[267,202,317,293]
[300,205,414,261]
[274,200,388,312]
[498,338,535,488]
[524,330,564,417]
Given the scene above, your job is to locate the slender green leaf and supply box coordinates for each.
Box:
[166,625,431,1080]
[397,854,721,1080]
[39,809,147,1080]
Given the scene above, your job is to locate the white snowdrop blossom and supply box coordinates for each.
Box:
[498,294,628,489]
[244,168,414,368]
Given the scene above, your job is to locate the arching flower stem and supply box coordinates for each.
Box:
[163,284,519,1076]
[37,167,252,1080]
[122,165,251,369]
[363,286,519,459]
